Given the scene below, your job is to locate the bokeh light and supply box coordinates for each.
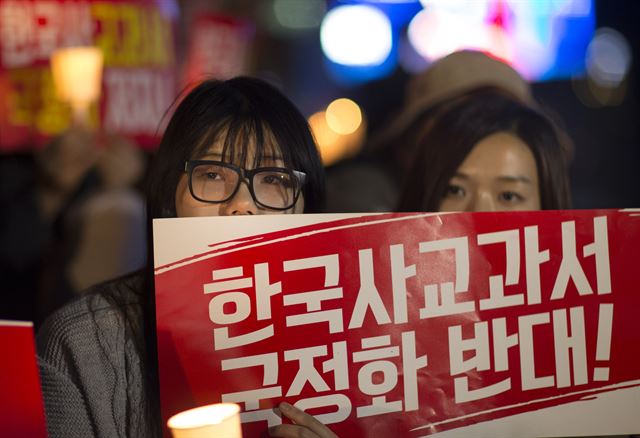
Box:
[325,98,362,136]
[320,5,393,66]
[419,0,488,16]
[407,7,508,63]
[407,0,595,81]
[586,27,632,88]
[309,106,366,167]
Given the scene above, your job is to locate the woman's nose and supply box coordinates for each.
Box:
[220,181,258,215]
[470,190,497,212]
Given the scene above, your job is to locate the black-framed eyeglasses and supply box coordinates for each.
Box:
[184,160,307,210]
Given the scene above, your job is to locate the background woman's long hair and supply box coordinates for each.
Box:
[397,87,572,212]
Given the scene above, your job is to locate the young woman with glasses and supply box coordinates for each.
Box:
[36,77,337,438]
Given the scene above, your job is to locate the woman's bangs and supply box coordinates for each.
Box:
[221,117,290,168]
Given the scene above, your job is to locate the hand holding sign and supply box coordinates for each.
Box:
[269,402,339,438]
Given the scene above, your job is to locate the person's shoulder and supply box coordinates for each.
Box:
[52,270,144,321]
[36,270,146,358]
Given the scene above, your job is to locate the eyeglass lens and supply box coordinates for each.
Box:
[190,163,298,209]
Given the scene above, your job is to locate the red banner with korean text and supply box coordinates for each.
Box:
[0,0,178,151]
[0,321,47,438]
[154,210,640,437]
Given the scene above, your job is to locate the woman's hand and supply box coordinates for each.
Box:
[268,402,339,438]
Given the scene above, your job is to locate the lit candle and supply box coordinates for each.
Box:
[50,46,103,125]
[167,403,242,438]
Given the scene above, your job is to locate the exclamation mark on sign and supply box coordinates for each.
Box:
[593,303,614,381]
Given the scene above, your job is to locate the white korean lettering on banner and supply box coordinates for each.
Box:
[285,341,349,397]
[449,321,512,403]
[551,217,611,299]
[221,352,282,426]
[524,224,551,305]
[283,254,344,333]
[285,346,332,395]
[349,249,392,329]
[401,331,428,411]
[205,265,279,350]
[519,307,591,392]
[389,244,416,324]
[419,237,473,318]
[233,341,351,427]
[352,331,428,416]
[449,303,602,401]
[353,335,402,417]
[449,242,614,410]
[478,229,524,310]
[553,306,588,388]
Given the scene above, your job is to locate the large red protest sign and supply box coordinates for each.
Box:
[0,0,178,151]
[0,320,47,437]
[154,210,640,437]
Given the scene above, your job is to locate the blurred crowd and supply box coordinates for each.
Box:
[1,124,146,324]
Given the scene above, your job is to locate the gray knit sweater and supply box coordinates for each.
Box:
[36,271,157,438]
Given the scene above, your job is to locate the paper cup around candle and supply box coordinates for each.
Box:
[50,46,104,122]
[168,403,242,438]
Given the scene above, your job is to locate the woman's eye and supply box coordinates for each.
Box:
[262,174,291,186]
[203,171,223,180]
[194,167,223,180]
[499,191,524,203]
[445,184,465,198]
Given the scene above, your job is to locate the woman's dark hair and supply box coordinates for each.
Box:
[146,76,325,218]
[141,77,325,432]
[397,87,571,212]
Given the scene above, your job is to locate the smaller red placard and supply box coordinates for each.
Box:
[0,320,48,438]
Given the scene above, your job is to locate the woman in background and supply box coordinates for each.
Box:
[324,50,536,213]
[397,87,572,213]
[37,76,336,438]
